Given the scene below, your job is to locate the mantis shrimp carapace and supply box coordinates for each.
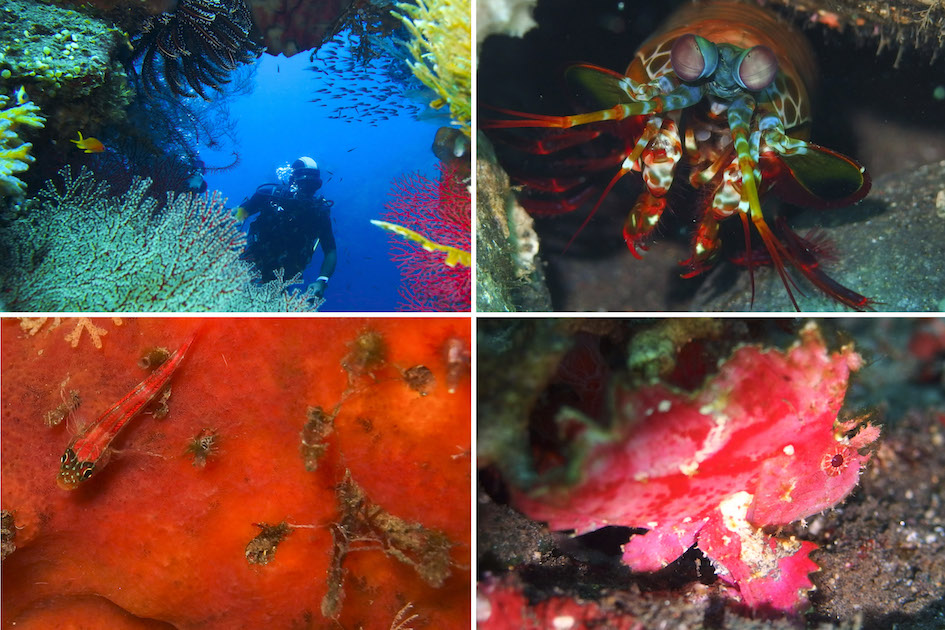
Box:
[483,0,872,310]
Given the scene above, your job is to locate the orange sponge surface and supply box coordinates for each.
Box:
[1,317,471,630]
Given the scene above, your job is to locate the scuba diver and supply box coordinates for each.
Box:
[184,158,208,194]
[236,156,337,299]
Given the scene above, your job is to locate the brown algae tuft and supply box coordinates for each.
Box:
[245,521,292,565]
[138,346,171,371]
[44,389,80,427]
[1,511,16,561]
[404,365,435,394]
[299,406,334,472]
[321,471,453,618]
[341,329,388,380]
[184,428,219,468]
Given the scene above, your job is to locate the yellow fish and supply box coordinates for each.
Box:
[71,131,105,153]
[370,220,470,267]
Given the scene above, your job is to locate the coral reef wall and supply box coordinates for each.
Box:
[0,0,131,140]
[251,0,355,56]
[765,0,945,62]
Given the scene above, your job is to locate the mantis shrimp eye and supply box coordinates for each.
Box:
[670,34,719,82]
[734,45,778,91]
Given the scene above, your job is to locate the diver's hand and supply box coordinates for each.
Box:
[312,278,328,298]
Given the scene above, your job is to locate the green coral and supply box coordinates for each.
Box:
[0,0,132,137]
[0,167,323,311]
[0,0,125,96]
[0,86,44,196]
[394,0,471,135]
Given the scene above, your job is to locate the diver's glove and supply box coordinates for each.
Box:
[312,275,329,298]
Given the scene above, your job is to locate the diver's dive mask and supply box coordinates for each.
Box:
[288,156,323,193]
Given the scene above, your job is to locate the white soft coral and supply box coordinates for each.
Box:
[477,0,537,50]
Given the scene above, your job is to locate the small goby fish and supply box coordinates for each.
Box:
[57,334,197,490]
[70,131,105,153]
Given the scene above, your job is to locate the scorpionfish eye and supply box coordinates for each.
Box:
[734,45,779,91]
[670,34,719,82]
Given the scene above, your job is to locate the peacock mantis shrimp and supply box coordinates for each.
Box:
[484,0,872,310]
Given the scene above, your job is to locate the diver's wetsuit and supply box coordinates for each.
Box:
[239,183,337,281]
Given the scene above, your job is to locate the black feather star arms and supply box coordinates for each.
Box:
[132,0,265,99]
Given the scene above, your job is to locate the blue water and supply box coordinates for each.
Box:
[201,41,442,312]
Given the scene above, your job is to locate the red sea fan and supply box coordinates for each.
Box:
[380,163,471,312]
